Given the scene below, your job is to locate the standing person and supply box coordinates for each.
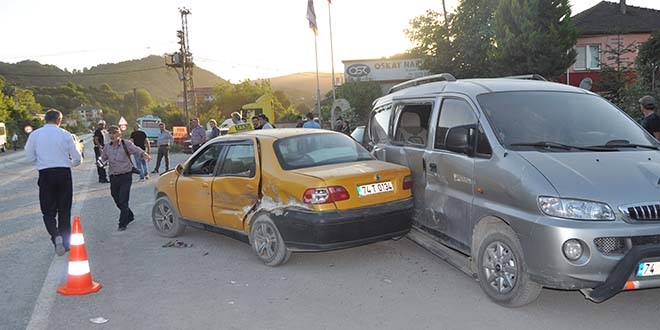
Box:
[258,114,274,129]
[101,125,151,231]
[190,118,206,152]
[11,132,18,151]
[130,123,150,181]
[152,122,173,174]
[208,119,221,139]
[639,95,660,140]
[220,112,244,128]
[302,112,321,129]
[295,115,304,128]
[93,120,110,183]
[24,109,83,255]
[251,116,262,129]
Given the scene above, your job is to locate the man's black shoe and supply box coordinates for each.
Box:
[151,170,158,174]
[99,179,110,183]
[117,225,126,231]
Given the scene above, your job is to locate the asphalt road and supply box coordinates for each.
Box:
[2,136,660,330]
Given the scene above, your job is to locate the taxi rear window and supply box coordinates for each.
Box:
[274,133,373,170]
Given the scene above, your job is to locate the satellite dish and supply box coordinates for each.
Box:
[579,77,593,91]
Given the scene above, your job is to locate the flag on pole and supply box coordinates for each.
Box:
[306,0,318,35]
[328,0,331,3]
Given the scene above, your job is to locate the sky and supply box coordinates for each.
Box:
[1,0,660,82]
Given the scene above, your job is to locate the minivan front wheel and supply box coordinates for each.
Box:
[476,224,541,307]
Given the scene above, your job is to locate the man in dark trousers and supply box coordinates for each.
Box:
[24,109,83,255]
[640,95,660,140]
[130,123,150,181]
[152,122,174,173]
[93,120,109,183]
[102,125,151,231]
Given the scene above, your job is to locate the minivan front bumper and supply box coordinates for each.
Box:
[514,216,660,294]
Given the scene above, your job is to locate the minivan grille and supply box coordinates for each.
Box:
[619,203,660,221]
[594,237,626,255]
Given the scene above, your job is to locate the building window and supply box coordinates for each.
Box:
[574,44,600,70]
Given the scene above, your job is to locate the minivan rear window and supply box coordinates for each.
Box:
[478,91,657,149]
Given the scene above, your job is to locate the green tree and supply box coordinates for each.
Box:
[594,37,638,108]
[450,0,499,77]
[405,10,455,74]
[635,31,660,93]
[333,80,383,126]
[492,0,577,80]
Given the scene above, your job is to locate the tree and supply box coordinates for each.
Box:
[492,0,577,80]
[334,80,383,126]
[405,10,454,74]
[450,0,499,78]
[636,31,660,93]
[594,36,638,109]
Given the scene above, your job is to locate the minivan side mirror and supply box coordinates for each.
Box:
[446,125,475,155]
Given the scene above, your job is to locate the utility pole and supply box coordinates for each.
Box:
[166,7,195,126]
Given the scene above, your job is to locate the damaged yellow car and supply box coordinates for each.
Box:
[152,129,413,266]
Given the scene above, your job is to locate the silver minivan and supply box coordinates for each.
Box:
[366,74,660,307]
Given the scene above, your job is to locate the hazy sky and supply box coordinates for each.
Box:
[1,0,659,82]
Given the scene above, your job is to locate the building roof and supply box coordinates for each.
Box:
[573,1,660,35]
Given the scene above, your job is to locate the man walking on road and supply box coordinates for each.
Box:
[11,132,18,151]
[93,120,110,183]
[24,109,83,256]
[130,123,150,181]
[152,122,173,174]
[102,125,151,231]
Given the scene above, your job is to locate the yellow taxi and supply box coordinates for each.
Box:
[152,128,413,266]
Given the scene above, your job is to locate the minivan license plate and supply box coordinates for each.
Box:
[358,181,394,196]
[637,261,660,277]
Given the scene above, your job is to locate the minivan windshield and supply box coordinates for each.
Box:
[478,91,659,151]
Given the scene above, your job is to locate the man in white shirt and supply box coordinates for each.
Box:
[25,109,83,256]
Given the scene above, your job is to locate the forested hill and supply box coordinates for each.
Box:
[0,55,225,102]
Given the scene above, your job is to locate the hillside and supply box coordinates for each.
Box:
[0,56,333,105]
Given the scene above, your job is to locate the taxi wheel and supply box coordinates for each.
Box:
[249,216,291,267]
[152,196,186,238]
[475,223,541,307]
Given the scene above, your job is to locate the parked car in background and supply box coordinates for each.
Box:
[71,133,84,158]
[152,129,413,266]
[366,73,660,307]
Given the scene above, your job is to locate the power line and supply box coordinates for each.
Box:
[0,66,167,78]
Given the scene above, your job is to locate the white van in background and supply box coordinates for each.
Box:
[0,123,7,152]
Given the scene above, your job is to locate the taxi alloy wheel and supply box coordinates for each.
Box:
[152,196,186,238]
[249,216,291,267]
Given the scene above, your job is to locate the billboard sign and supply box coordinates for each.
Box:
[343,58,429,82]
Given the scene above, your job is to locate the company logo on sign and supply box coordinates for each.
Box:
[346,64,371,77]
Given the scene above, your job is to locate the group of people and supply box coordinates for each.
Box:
[25,109,152,256]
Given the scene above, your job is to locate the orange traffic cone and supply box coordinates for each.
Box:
[57,215,102,295]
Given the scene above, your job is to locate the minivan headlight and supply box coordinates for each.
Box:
[538,196,615,221]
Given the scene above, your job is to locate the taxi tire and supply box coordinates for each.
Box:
[249,215,291,267]
[475,223,541,307]
[152,196,186,238]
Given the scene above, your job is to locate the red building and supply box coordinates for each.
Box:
[560,1,660,88]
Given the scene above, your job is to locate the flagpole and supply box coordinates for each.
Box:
[314,34,322,125]
[328,0,336,107]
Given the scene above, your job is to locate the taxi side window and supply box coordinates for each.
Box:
[188,144,224,176]
[219,144,255,177]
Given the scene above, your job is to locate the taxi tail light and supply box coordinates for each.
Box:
[403,175,413,190]
[303,186,350,204]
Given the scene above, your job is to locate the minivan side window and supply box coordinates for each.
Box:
[368,104,392,145]
[434,99,478,150]
[393,104,432,146]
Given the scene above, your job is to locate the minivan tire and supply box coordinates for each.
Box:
[152,196,186,237]
[249,215,291,267]
[475,223,542,307]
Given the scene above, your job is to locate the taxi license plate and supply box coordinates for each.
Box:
[357,181,394,197]
[637,261,660,277]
